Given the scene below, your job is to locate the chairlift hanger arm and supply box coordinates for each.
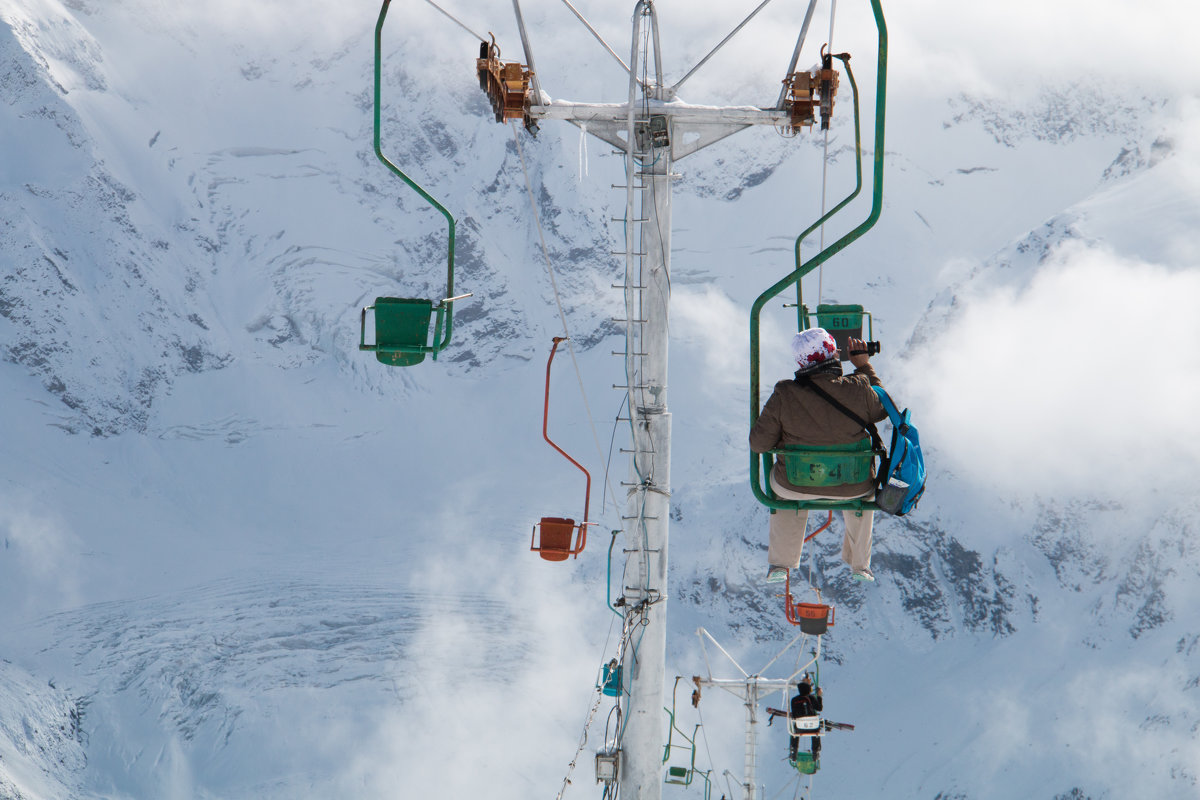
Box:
[374,0,460,344]
[776,0,822,108]
[671,0,778,95]
[544,337,592,525]
[557,0,632,77]
[510,0,544,101]
[421,0,486,43]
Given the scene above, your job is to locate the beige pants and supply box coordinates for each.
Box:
[767,473,874,571]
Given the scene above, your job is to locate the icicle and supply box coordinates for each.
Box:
[578,122,589,182]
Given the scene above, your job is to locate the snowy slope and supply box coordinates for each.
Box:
[2,0,1200,798]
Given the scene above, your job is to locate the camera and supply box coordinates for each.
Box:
[845,340,880,358]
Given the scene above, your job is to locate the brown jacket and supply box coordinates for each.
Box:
[749,363,887,498]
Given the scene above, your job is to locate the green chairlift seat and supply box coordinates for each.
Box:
[774,437,875,489]
[359,297,444,366]
[791,752,820,775]
[664,765,692,786]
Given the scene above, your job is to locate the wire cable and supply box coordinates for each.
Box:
[421,0,487,42]
[554,604,641,800]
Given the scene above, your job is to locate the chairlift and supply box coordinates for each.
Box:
[530,337,593,561]
[784,574,836,635]
[753,302,884,513]
[662,676,707,792]
[476,34,538,133]
[359,293,472,366]
[750,36,889,513]
[597,659,623,697]
[366,0,472,367]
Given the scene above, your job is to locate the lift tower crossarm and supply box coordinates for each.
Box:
[529,102,786,160]
[530,102,789,125]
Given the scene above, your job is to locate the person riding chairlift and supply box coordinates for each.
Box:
[789,678,824,763]
[749,328,887,583]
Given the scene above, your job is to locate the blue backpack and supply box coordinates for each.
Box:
[871,386,926,516]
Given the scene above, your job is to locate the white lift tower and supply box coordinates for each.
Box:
[508,3,834,799]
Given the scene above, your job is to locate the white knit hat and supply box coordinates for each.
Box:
[791,328,838,370]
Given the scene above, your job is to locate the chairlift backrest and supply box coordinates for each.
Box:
[530,516,584,562]
[809,303,867,361]
[664,765,692,786]
[359,297,441,366]
[783,572,836,632]
[775,438,875,489]
[788,715,822,736]
[792,751,819,775]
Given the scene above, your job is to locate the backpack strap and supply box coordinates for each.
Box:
[870,386,906,428]
[796,376,884,453]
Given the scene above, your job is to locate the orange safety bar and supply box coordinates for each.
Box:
[530,337,592,561]
[803,510,833,543]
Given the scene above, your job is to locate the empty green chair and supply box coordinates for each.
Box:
[359,297,441,366]
[367,2,470,367]
[664,765,692,786]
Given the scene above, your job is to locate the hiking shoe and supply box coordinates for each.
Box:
[851,567,875,583]
[766,566,789,583]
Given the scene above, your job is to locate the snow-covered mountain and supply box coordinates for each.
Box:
[2,1,1199,798]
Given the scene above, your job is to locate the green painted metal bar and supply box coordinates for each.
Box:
[606,530,623,619]
[374,0,460,353]
[750,0,887,511]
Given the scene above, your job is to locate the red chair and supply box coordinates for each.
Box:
[530,338,592,562]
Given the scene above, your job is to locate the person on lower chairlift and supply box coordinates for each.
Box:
[789,678,824,763]
[749,328,886,583]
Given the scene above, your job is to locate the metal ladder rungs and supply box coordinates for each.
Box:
[611,318,648,324]
[611,184,646,190]
[612,351,648,357]
[612,283,649,290]
[622,516,660,521]
[612,217,650,223]
[613,384,653,390]
[611,251,648,256]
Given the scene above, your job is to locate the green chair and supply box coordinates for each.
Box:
[664,765,692,786]
[359,297,442,366]
[791,752,820,775]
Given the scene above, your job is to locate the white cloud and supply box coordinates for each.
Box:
[890,0,1200,96]
[0,494,83,616]
[673,285,746,393]
[905,241,1200,500]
